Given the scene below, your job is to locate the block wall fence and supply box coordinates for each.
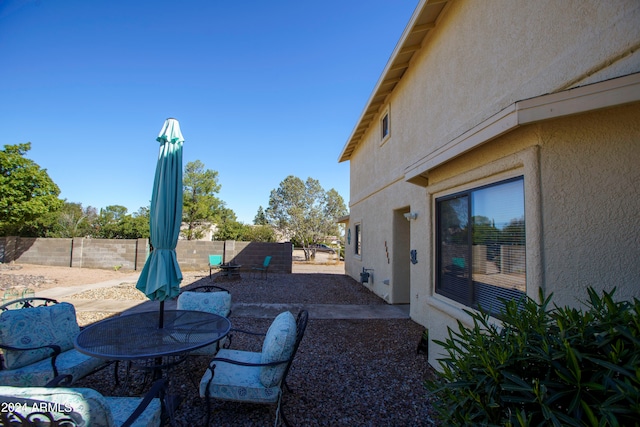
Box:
[0,237,293,274]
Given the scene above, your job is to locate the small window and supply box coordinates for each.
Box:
[436,176,525,317]
[380,106,390,144]
[382,114,389,139]
[354,223,362,255]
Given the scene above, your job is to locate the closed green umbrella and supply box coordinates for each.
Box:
[136,118,184,327]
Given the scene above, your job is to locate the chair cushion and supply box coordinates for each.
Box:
[0,349,108,387]
[105,396,162,427]
[0,386,162,427]
[260,311,297,387]
[177,291,231,317]
[199,349,281,404]
[0,385,116,427]
[0,302,80,369]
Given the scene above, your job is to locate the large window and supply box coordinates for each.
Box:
[436,176,525,316]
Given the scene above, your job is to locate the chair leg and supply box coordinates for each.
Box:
[276,391,293,427]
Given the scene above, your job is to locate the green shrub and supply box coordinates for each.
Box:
[426,288,640,426]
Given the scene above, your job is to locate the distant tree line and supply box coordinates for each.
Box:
[0,143,347,245]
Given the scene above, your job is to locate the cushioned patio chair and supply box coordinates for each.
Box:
[0,301,111,387]
[209,255,223,278]
[0,377,167,427]
[251,256,272,279]
[200,310,308,426]
[176,285,232,357]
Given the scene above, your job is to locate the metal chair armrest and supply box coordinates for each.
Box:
[45,374,74,387]
[121,379,167,427]
[186,284,230,294]
[0,297,59,311]
[207,356,289,371]
[0,343,62,377]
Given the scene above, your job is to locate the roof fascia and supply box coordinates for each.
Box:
[338,0,432,163]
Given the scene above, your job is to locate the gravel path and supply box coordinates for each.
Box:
[1,267,439,426]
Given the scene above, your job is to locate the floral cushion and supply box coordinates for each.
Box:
[0,302,80,369]
[0,386,161,427]
[260,311,297,387]
[177,291,231,317]
[0,385,115,427]
[199,349,281,404]
[0,348,108,387]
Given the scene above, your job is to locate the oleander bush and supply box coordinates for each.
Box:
[426,288,640,426]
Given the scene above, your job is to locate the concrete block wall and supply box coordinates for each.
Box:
[223,241,293,274]
[175,240,224,271]
[72,238,139,270]
[1,236,72,267]
[0,237,293,274]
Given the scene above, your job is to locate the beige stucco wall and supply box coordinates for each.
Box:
[538,104,640,305]
[421,103,640,366]
[343,0,640,368]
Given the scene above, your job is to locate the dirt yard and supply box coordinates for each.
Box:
[0,259,344,292]
[0,263,207,293]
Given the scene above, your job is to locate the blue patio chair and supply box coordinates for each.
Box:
[209,254,223,278]
[0,301,111,387]
[251,256,272,279]
[177,285,232,357]
[200,310,308,426]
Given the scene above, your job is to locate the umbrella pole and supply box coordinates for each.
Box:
[156,301,165,380]
[159,301,165,328]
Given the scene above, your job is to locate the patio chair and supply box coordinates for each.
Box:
[251,255,272,279]
[22,288,35,299]
[0,376,168,427]
[176,285,232,357]
[209,254,223,278]
[199,310,308,426]
[1,288,19,304]
[0,300,111,387]
[0,296,59,312]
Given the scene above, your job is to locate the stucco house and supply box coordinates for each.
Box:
[338,0,640,368]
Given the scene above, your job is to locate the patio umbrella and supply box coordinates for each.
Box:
[136,118,184,328]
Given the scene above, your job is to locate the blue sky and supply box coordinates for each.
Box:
[1,0,418,224]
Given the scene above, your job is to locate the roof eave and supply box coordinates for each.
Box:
[338,0,449,163]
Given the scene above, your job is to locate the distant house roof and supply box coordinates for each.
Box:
[338,0,449,162]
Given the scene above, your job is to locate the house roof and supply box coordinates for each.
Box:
[338,0,449,163]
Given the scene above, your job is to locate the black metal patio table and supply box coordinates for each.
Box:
[75,310,231,377]
[219,263,242,277]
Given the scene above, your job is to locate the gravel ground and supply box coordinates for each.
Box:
[1,267,440,426]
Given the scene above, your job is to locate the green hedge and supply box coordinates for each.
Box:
[426,288,640,426]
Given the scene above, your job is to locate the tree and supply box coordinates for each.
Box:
[95,205,129,238]
[243,224,276,242]
[47,202,96,238]
[215,220,276,242]
[182,160,227,240]
[92,205,150,239]
[0,143,63,236]
[265,175,347,260]
[324,188,347,238]
[214,219,246,241]
[254,206,268,225]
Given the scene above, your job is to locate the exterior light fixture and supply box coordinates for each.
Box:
[404,212,418,221]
